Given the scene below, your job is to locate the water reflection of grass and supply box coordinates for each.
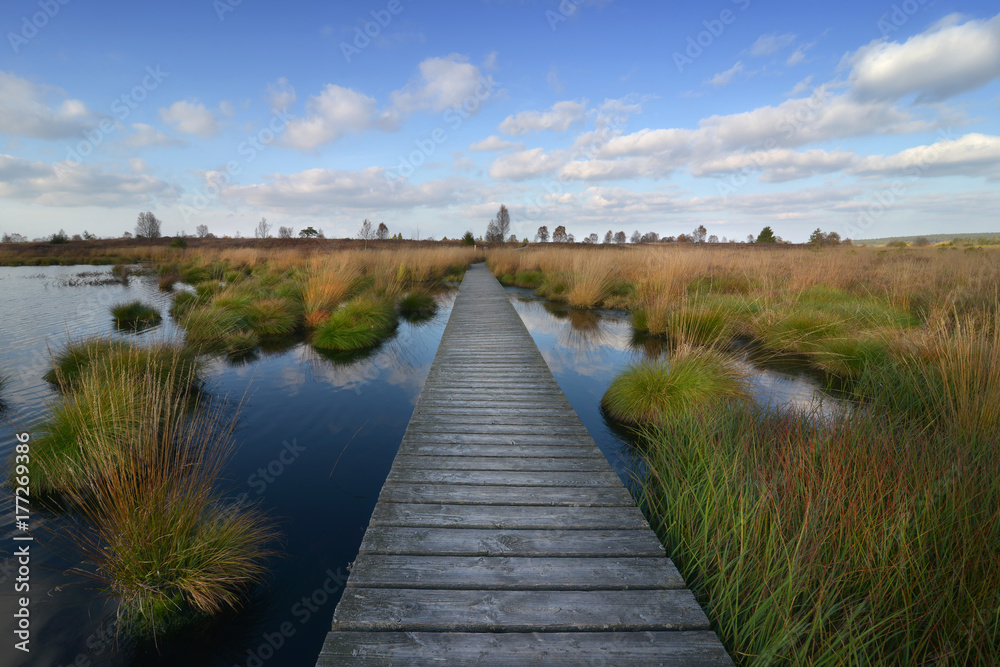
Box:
[489,245,1000,665]
[0,368,8,410]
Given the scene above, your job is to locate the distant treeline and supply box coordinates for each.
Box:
[856,232,1000,246]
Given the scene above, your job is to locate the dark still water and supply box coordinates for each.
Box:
[0,265,449,667]
[0,266,840,666]
[505,287,846,487]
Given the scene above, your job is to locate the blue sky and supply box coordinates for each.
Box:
[1,0,999,243]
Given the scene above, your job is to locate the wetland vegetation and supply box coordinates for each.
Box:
[5,235,996,663]
[489,242,1000,665]
[3,239,482,652]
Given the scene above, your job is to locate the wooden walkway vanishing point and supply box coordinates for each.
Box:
[318,264,733,665]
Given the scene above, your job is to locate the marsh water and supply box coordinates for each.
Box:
[0,265,841,666]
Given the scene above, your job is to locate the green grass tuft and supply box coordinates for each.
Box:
[602,348,747,427]
[397,290,438,321]
[169,291,199,319]
[110,300,162,329]
[243,297,299,336]
[312,298,397,351]
[180,306,250,352]
[667,306,732,346]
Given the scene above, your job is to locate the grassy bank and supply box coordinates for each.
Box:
[516,245,1000,664]
[636,396,999,664]
[488,244,1000,389]
[165,245,480,355]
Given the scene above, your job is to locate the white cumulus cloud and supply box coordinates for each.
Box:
[847,13,1000,102]
[390,54,489,114]
[159,100,219,137]
[853,132,1000,178]
[124,123,183,148]
[488,148,562,180]
[470,135,519,152]
[0,154,176,207]
[282,85,386,151]
[0,72,95,139]
[499,100,587,135]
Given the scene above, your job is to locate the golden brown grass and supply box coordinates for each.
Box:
[489,243,1000,665]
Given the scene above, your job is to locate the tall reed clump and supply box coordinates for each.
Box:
[636,402,1000,665]
[33,346,276,635]
[62,370,276,635]
[43,338,200,394]
[856,311,1000,440]
[566,253,615,308]
[34,340,201,496]
[302,256,362,328]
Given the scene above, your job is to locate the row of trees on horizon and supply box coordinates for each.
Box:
[1,206,866,247]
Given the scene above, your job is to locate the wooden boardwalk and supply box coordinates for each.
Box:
[318,264,732,665]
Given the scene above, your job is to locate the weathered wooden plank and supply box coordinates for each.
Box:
[318,631,734,666]
[386,469,622,487]
[416,389,563,401]
[369,503,649,530]
[344,555,686,590]
[419,381,559,391]
[412,406,579,418]
[414,398,574,410]
[396,444,602,458]
[409,413,584,425]
[427,367,554,375]
[405,423,592,436]
[399,433,597,446]
[377,483,636,507]
[391,455,608,472]
[332,588,710,632]
[358,526,666,557]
